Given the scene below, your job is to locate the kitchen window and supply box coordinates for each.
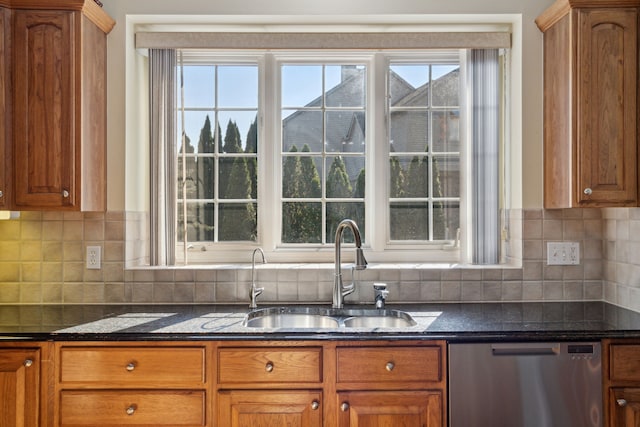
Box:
[142,30,511,265]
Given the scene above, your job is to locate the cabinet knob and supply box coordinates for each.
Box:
[126,405,137,415]
[583,188,592,196]
[23,359,33,367]
[62,190,70,198]
[311,400,320,410]
[0,190,3,198]
[385,361,395,372]
[617,399,627,407]
[126,362,136,372]
[341,402,350,412]
[265,362,274,372]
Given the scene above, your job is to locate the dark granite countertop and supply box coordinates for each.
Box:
[2,301,640,342]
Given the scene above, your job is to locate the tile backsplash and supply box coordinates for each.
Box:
[0,208,620,309]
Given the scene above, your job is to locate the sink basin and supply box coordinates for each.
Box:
[343,313,416,328]
[242,306,416,329]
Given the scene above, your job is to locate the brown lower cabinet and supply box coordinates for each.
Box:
[3,339,446,427]
[0,346,42,427]
[604,339,640,427]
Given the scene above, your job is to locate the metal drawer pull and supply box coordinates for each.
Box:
[385,361,395,372]
[583,188,592,196]
[62,190,70,198]
[23,359,33,367]
[126,362,136,372]
[126,404,137,415]
[311,400,320,410]
[617,399,627,407]
[341,402,349,412]
[265,362,274,372]
[0,190,3,198]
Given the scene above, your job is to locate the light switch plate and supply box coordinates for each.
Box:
[547,242,580,265]
[86,246,101,269]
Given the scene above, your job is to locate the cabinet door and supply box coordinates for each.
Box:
[12,10,76,209]
[610,388,640,427]
[337,390,443,427]
[0,349,40,427]
[218,390,322,427]
[576,8,637,206]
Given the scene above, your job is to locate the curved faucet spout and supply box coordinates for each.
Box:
[250,248,267,309]
[333,219,367,308]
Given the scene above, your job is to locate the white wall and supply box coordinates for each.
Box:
[102,0,555,212]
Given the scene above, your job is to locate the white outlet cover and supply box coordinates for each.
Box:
[547,242,580,265]
[86,246,102,270]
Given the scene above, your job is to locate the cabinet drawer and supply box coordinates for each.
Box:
[336,346,442,384]
[218,347,322,384]
[610,345,640,382]
[59,347,205,385]
[60,390,205,426]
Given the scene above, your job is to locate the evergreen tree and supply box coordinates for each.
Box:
[245,116,258,199]
[195,116,215,240]
[389,156,405,198]
[326,156,352,198]
[296,145,322,242]
[352,168,366,229]
[282,146,304,243]
[299,145,321,198]
[219,156,256,241]
[219,120,242,199]
[403,155,429,240]
[326,156,353,243]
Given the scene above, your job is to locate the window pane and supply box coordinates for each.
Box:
[326,111,365,153]
[218,66,258,107]
[282,155,322,199]
[433,156,460,198]
[390,65,428,107]
[219,111,258,153]
[219,203,257,241]
[282,202,322,243]
[326,156,364,199]
[390,202,429,241]
[182,111,215,153]
[283,110,323,152]
[432,110,460,152]
[326,202,365,244]
[390,156,428,198]
[182,65,215,108]
[433,201,459,241]
[326,65,366,107]
[282,65,322,107]
[431,65,459,107]
[390,111,429,153]
[177,202,214,242]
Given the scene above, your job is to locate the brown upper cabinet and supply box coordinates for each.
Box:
[0,0,114,211]
[0,6,8,210]
[536,0,640,208]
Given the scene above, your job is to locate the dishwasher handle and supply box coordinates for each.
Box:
[491,343,560,356]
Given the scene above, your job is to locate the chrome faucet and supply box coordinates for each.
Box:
[332,219,367,308]
[374,284,389,309]
[249,248,267,309]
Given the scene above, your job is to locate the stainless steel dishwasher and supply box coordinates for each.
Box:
[449,342,602,427]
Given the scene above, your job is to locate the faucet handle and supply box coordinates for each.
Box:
[374,283,389,309]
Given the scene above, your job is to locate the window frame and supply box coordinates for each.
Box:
[176,49,469,265]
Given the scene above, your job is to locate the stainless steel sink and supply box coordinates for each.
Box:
[342,311,416,328]
[242,306,416,329]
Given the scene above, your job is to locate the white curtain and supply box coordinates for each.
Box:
[149,49,176,265]
[468,49,500,265]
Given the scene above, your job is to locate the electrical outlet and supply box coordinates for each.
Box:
[547,242,580,265]
[86,246,101,269]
